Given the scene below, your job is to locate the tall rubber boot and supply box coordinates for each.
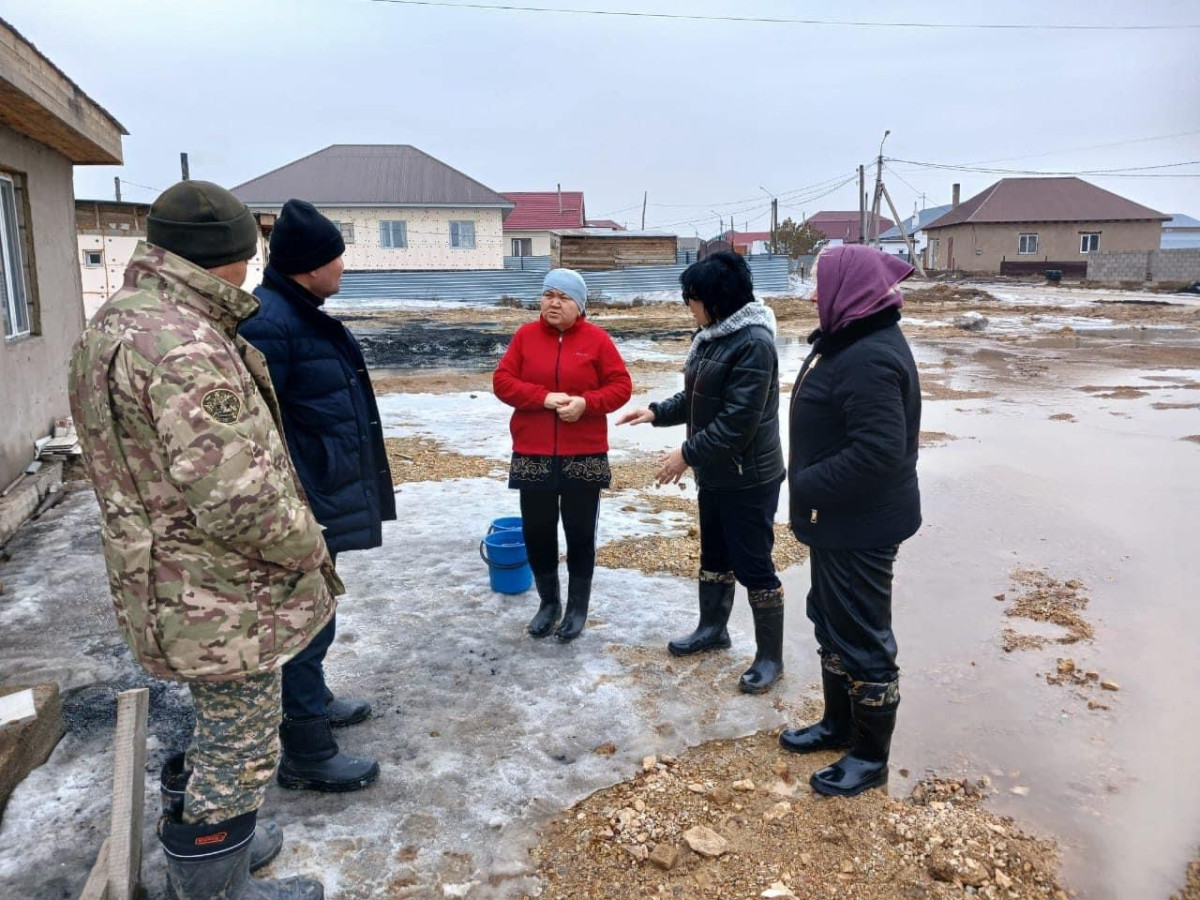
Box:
[527,572,561,638]
[810,680,899,797]
[159,753,282,872]
[324,687,371,728]
[555,575,592,643]
[738,588,785,694]
[668,571,734,656]
[277,717,380,793]
[159,809,323,899]
[779,660,852,754]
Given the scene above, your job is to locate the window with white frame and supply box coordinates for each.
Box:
[1079,232,1100,253]
[379,220,407,249]
[1,175,32,339]
[511,238,532,257]
[83,249,104,268]
[335,221,355,244]
[450,220,476,250]
[1018,233,1039,255]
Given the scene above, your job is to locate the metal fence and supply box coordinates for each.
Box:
[339,255,792,304]
[502,255,552,271]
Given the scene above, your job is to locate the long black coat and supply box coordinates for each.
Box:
[651,323,784,491]
[788,307,921,550]
[240,266,395,554]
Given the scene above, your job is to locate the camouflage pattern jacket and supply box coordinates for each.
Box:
[68,243,340,682]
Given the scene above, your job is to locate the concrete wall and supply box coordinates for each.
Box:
[1086,248,1200,283]
[78,233,267,320]
[0,124,84,488]
[252,205,505,271]
[504,229,552,257]
[926,220,1163,273]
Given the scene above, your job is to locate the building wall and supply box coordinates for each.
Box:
[1087,248,1200,283]
[78,233,267,319]
[926,220,1163,272]
[0,124,85,487]
[256,206,506,271]
[504,229,552,257]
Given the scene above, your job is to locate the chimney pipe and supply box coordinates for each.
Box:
[557,183,562,215]
[952,183,960,208]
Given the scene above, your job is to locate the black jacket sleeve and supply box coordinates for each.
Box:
[650,390,687,427]
[681,338,774,467]
[790,351,909,506]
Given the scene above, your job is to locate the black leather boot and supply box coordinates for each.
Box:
[159,753,283,872]
[528,573,561,638]
[668,571,734,656]
[555,576,591,643]
[323,687,371,728]
[810,682,899,797]
[277,717,380,793]
[159,808,323,899]
[779,664,852,754]
[738,588,785,694]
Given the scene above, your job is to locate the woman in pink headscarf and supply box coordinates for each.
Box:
[779,244,922,798]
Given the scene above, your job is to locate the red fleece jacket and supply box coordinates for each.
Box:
[493,316,633,456]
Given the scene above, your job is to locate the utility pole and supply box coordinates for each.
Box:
[858,165,866,244]
[180,152,190,181]
[641,191,647,231]
[114,177,122,202]
[759,186,778,253]
[868,130,890,247]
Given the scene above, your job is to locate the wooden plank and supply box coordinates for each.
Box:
[78,838,110,900]
[106,689,148,900]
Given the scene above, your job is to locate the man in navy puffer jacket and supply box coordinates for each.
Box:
[240,200,394,793]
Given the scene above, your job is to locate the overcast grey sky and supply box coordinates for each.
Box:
[11,0,1200,234]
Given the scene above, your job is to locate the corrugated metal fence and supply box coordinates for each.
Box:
[340,255,791,304]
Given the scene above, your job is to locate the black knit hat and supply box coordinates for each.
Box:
[268,200,346,275]
[146,181,259,268]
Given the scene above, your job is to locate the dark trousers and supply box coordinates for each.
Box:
[520,489,601,579]
[806,545,900,684]
[698,480,782,591]
[281,553,337,721]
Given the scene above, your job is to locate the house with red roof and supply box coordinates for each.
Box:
[923,177,1167,274]
[502,190,585,257]
[807,211,894,246]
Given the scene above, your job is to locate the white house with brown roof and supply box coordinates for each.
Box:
[501,190,585,257]
[924,177,1167,275]
[233,145,514,271]
[0,18,125,501]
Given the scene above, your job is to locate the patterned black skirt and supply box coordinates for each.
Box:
[508,453,612,491]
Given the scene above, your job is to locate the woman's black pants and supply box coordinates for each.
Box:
[520,489,601,579]
[806,545,900,684]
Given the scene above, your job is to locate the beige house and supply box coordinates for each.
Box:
[0,18,125,495]
[233,145,514,270]
[75,199,267,318]
[925,177,1166,275]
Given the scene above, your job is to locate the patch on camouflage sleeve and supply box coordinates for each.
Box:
[201,388,243,424]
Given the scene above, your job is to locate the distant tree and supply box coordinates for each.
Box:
[769,218,824,257]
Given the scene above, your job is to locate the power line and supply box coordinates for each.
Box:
[953,129,1200,166]
[364,0,1198,31]
[887,157,1200,178]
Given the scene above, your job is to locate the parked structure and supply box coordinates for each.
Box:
[75,199,268,317]
[1161,214,1200,250]
[924,177,1167,276]
[550,229,677,271]
[502,190,585,257]
[808,211,894,246]
[232,145,514,271]
[0,18,125,499]
[878,205,953,266]
[721,230,773,255]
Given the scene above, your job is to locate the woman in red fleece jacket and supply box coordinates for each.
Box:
[493,268,633,642]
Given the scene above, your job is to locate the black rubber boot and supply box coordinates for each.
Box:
[528,573,562,638]
[160,753,283,873]
[779,666,852,754]
[667,573,734,657]
[277,717,380,793]
[323,687,371,728]
[738,589,785,694]
[555,576,592,643]
[810,685,899,797]
[159,809,323,899]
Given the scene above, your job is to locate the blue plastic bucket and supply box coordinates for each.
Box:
[479,520,533,594]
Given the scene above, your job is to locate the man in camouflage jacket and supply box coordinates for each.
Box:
[69,180,332,900]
